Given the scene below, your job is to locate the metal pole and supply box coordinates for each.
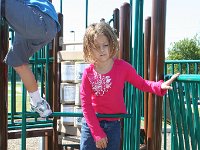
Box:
[119,3,131,149]
[154,0,167,149]
[53,12,63,150]
[0,18,9,150]
[147,0,158,148]
[147,0,167,149]
[60,0,62,13]
[144,16,151,145]
[113,8,119,37]
[119,2,131,62]
[85,0,88,28]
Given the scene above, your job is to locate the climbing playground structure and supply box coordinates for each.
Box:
[0,0,199,150]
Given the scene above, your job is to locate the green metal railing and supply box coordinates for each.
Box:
[165,60,200,74]
[163,60,200,150]
[164,74,200,150]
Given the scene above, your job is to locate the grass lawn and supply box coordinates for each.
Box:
[8,82,31,112]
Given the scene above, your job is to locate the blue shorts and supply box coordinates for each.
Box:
[4,0,58,67]
[80,118,121,150]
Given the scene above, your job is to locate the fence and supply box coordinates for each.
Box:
[165,74,200,150]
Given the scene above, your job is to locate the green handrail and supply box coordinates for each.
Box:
[165,74,200,150]
[165,60,200,74]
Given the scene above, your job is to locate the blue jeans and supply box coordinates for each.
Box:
[80,118,121,150]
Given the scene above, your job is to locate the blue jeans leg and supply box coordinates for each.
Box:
[80,118,97,150]
[100,120,121,150]
[80,118,121,150]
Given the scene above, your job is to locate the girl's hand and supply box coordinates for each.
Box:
[161,73,180,90]
[96,137,108,149]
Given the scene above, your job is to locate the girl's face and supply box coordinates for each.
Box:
[91,34,111,63]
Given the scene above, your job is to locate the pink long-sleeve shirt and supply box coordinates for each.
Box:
[80,59,166,141]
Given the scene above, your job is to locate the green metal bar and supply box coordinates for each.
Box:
[163,61,168,150]
[172,64,174,74]
[8,123,53,130]
[185,83,197,149]
[173,82,184,150]
[168,85,179,150]
[191,84,200,148]
[179,63,183,74]
[163,95,167,150]
[166,74,200,149]
[60,0,62,13]
[130,87,134,150]
[29,58,54,64]
[165,60,200,63]
[85,0,88,28]
[132,0,139,68]
[166,74,200,82]
[53,112,133,118]
[187,63,189,74]
[9,120,53,126]
[128,0,134,147]
[10,69,16,124]
[194,63,198,74]
[45,45,50,103]
[178,82,190,150]
[129,86,133,150]
[135,0,143,148]
[124,84,129,150]
[129,0,140,148]
[177,74,200,82]
[33,52,38,82]
[165,60,200,74]
[21,85,27,150]
[23,112,134,118]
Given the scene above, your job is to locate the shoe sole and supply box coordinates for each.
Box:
[39,110,52,118]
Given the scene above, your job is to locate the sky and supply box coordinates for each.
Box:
[52,0,200,54]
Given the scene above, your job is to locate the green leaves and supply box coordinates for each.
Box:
[167,34,200,60]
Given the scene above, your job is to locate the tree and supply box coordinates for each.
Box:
[166,35,200,74]
[167,34,200,60]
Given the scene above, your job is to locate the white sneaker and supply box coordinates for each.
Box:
[30,98,52,118]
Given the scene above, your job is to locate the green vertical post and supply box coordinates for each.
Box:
[85,0,88,28]
[132,0,139,67]
[60,0,62,13]
[135,0,144,150]
[45,45,50,102]
[21,85,27,150]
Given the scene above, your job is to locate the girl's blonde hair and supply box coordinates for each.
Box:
[83,22,119,62]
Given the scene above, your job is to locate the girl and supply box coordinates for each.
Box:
[80,22,179,150]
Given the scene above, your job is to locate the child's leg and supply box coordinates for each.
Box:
[5,0,47,39]
[80,118,97,150]
[101,120,121,150]
[14,64,38,93]
[4,32,53,118]
[4,0,57,118]
[14,64,52,118]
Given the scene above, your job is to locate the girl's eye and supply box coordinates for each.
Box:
[104,44,109,47]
